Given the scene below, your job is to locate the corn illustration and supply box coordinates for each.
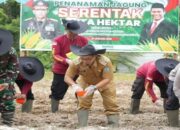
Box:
[168,38,178,48]
[21,31,34,45]
[21,33,29,45]
[25,32,41,48]
[158,38,174,51]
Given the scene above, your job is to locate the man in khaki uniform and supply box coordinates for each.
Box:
[64,44,119,127]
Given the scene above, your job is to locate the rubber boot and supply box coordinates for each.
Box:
[130,99,140,114]
[1,111,14,126]
[166,109,179,127]
[77,109,89,127]
[22,100,33,113]
[107,114,119,128]
[163,98,167,113]
[51,98,59,113]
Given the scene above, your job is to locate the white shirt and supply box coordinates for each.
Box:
[172,63,180,101]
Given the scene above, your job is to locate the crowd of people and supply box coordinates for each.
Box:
[0,0,179,128]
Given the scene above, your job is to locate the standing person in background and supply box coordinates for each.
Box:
[49,19,88,113]
[22,0,62,40]
[139,3,178,44]
[15,56,44,113]
[130,58,177,114]
[64,44,119,128]
[0,29,20,126]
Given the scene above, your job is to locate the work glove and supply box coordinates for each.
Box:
[154,99,163,107]
[72,84,83,94]
[65,58,73,65]
[14,93,26,99]
[84,85,97,97]
[14,93,26,104]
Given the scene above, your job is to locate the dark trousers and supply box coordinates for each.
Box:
[165,80,179,110]
[131,77,145,99]
[131,76,168,99]
[49,73,68,100]
[15,80,34,100]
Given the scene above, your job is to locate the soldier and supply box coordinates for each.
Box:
[64,44,119,128]
[0,29,20,126]
[22,0,62,40]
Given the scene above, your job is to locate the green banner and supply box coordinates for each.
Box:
[20,0,179,52]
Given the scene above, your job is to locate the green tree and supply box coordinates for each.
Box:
[0,0,20,51]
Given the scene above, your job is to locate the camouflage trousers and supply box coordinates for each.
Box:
[0,89,15,126]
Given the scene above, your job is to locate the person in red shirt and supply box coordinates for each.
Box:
[130,58,177,114]
[16,56,44,112]
[50,19,88,113]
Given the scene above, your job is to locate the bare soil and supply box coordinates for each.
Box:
[1,73,179,130]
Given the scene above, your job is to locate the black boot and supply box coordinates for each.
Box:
[51,98,59,113]
[107,114,119,128]
[166,109,179,127]
[22,100,33,113]
[130,99,140,114]
[77,109,89,127]
[1,111,14,126]
[163,98,167,113]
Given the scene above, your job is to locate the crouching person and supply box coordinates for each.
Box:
[166,62,180,127]
[155,59,179,127]
[0,29,19,126]
[173,63,180,127]
[15,56,44,113]
[64,44,119,128]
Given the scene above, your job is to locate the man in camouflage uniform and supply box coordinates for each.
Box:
[0,29,19,126]
[22,0,62,40]
[64,44,119,128]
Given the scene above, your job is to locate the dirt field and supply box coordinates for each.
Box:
[1,73,179,130]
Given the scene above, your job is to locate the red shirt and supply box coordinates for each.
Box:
[52,34,88,74]
[17,75,33,95]
[136,61,165,102]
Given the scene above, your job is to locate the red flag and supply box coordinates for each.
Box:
[25,0,34,8]
[165,0,179,12]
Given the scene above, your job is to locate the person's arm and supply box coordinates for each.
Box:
[21,79,33,95]
[64,63,78,86]
[64,62,83,92]
[145,64,158,103]
[145,79,158,102]
[64,73,77,86]
[52,41,67,65]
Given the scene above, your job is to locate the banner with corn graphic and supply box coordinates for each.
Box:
[137,36,178,52]
[21,31,51,51]
[20,0,179,52]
